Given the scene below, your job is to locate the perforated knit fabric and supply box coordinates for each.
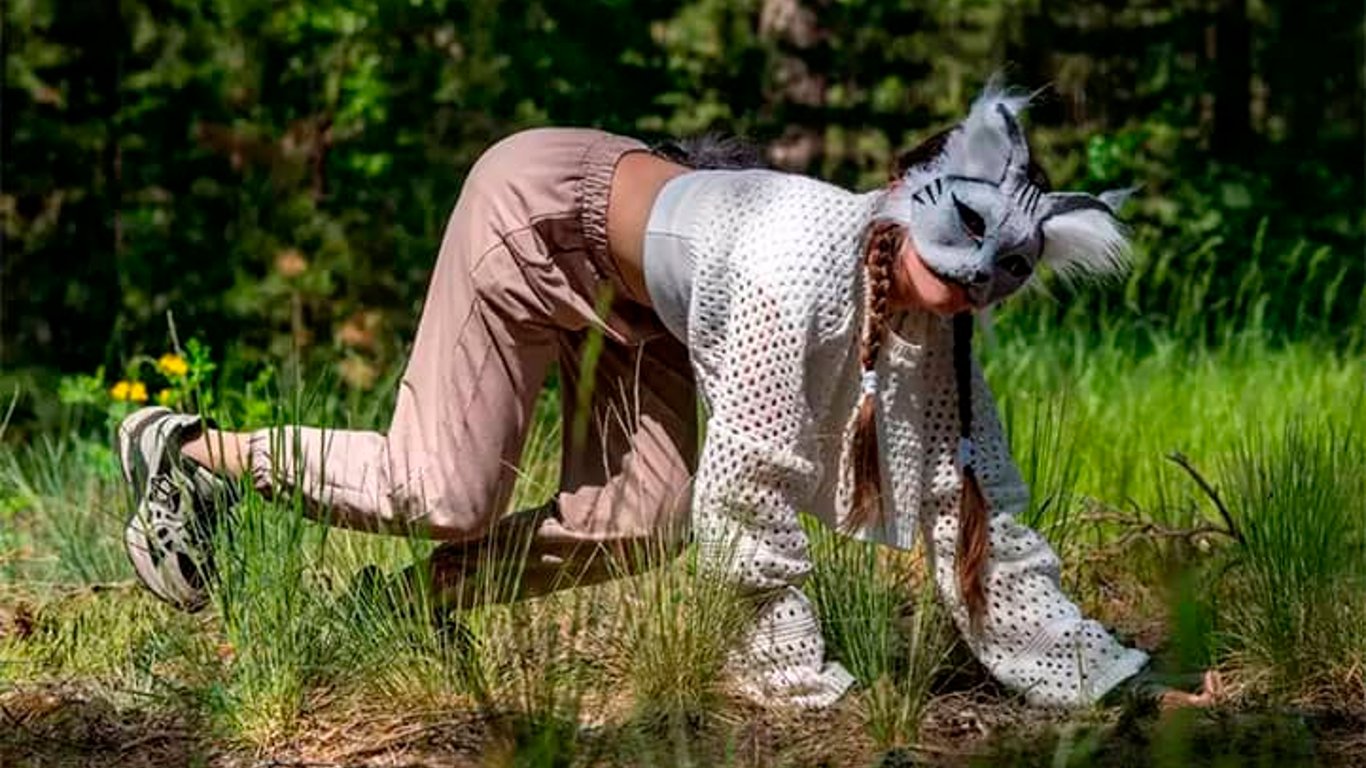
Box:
[874,315,1150,707]
[679,169,1147,710]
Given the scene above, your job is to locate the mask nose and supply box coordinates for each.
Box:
[969,269,992,286]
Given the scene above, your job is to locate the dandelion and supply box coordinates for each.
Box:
[110,380,149,403]
[157,389,175,406]
[110,381,132,401]
[157,353,189,378]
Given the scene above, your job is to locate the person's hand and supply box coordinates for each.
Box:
[1157,669,1225,710]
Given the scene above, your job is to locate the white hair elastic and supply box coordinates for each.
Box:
[860,369,879,395]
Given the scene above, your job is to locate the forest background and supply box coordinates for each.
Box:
[3,0,1363,418]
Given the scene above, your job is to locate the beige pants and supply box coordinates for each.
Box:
[248,128,698,600]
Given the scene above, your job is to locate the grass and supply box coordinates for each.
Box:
[1212,419,1366,701]
[3,331,1366,765]
[805,526,955,748]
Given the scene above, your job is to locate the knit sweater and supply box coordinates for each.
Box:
[665,169,1148,709]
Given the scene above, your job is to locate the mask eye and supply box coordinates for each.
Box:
[1000,254,1033,279]
[953,195,986,242]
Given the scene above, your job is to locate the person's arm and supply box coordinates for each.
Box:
[693,276,854,709]
[921,353,1149,707]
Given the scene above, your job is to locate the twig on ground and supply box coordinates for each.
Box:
[332,722,431,759]
[1165,451,1245,545]
[1080,501,1239,562]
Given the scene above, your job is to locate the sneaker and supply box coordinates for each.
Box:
[118,406,235,612]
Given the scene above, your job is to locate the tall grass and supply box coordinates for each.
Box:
[986,329,1366,527]
[805,525,954,748]
[607,539,749,729]
[998,221,1366,353]
[1210,418,1366,699]
[0,435,129,586]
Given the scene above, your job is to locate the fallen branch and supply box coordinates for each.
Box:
[1165,452,1245,546]
[1079,497,1242,564]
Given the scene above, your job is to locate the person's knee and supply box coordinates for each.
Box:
[390,480,497,543]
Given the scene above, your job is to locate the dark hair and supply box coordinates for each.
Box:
[952,313,990,629]
[891,127,1054,193]
[653,134,770,171]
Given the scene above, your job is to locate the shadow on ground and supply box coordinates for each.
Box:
[1,683,1363,767]
[0,685,211,768]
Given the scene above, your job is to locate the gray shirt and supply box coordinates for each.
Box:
[643,170,781,343]
[642,171,705,342]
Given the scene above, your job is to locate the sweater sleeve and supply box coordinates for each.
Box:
[922,358,1149,707]
[692,272,854,710]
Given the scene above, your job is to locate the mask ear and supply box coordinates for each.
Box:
[1098,186,1138,213]
[943,82,1031,182]
[1038,193,1132,279]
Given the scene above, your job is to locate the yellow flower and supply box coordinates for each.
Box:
[157,353,189,378]
[156,389,175,406]
[110,380,132,401]
[129,382,149,403]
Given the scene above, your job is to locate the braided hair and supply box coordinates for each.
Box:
[844,127,1065,630]
[844,221,991,629]
[843,220,901,534]
[952,312,989,628]
[666,128,998,629]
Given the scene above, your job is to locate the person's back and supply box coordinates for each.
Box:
[641,168,876,369]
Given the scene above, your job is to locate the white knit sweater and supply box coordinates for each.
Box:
[672,169,1149,709]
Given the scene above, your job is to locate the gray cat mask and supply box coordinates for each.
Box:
[878,86,1132,307]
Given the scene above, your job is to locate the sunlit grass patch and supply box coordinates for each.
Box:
[988,331,1366,526]
[605,540,749,729]
[806,526,955,748]
[1205,417,1366,702]
[0,587,213,698]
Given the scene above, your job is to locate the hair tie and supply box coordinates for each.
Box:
[860,369,879,396]
[957,436,976,472]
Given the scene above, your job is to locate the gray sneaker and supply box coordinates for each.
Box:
[118,406,234,611]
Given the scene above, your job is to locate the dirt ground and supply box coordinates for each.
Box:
[3,682,1362,768]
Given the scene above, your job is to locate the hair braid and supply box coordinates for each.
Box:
[953,313,990,630]
[844,220,902,533]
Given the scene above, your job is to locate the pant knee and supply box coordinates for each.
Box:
[389,477,499,542]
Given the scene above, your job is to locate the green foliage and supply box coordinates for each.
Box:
[4,0,1366,761]
[805,526,954,747]
[0,434,127,586]
[608,542,749,727]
